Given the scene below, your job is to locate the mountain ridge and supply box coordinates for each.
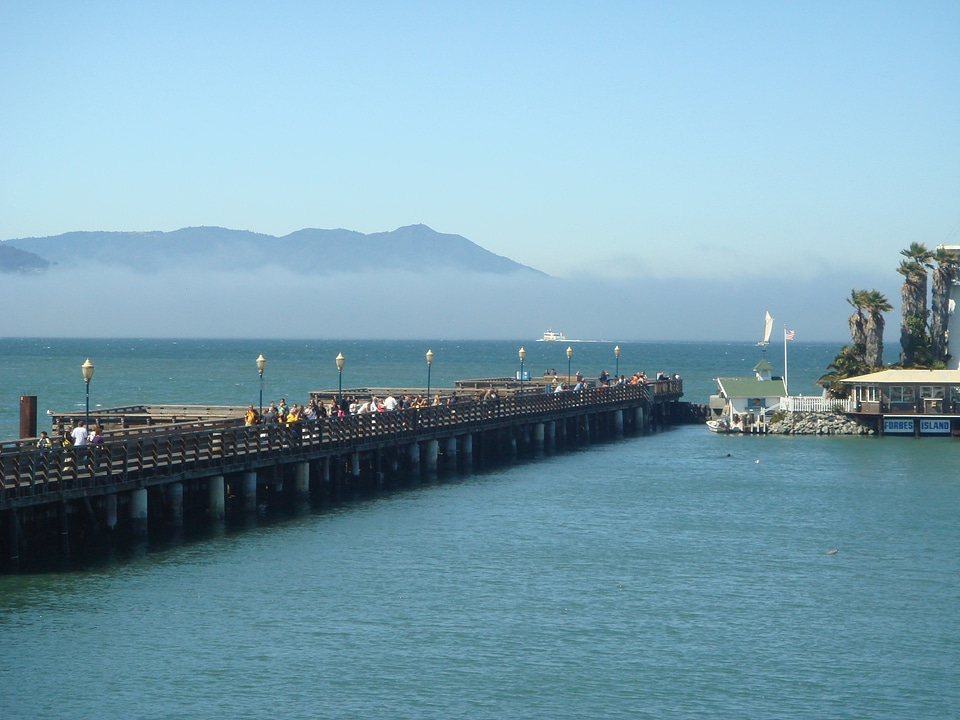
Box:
[1,224,547,277]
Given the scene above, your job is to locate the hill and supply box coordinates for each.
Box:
[0,244,50,273]
[0,224,546,276]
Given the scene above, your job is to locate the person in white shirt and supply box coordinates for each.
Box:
[70,421,89,446]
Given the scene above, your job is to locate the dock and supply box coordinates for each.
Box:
[0,379,683,570]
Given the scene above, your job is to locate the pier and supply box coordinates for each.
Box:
[0,379,683,570]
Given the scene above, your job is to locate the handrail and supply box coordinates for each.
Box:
[1,381,680,503]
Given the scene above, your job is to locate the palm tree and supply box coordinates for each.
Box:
[898,242,933,365]
[846,289,868,360]
[930,247,958,363]
[863,289,892,369]
[818,345,871,398]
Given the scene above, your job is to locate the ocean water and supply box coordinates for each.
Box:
[1,339,957,718]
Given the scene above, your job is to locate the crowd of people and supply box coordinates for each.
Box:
[43,420,106,449]
[243,392,475,426]
[542,368,681,394]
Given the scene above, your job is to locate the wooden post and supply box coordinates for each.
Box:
[19,395,37,439]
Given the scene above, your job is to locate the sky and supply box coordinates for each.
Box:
[1,1,958,341]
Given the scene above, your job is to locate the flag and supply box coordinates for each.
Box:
[785,329,796,341]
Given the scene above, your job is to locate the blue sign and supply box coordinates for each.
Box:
[920,419,952,435]
[884,419,915,434]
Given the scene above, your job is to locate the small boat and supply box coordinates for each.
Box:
[539,330,566,342]
[707,419,741,434]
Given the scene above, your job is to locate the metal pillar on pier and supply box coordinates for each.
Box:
[130,488,148,538]
[59,501,70,558]
[105,493,118,530]
[408,443,421,475]
[168,482,184,527]
[444,437,458,471]
[424,440,439,473]
[209,475,225,520]
[614,409,624,437]
[8,509,20,568]
[461,434,473,468]
[295,461,310,500]
[533,423,545,453]
[241,471,257,513]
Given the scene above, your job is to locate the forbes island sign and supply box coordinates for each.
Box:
[885,418,953,435]
[920,419,951,435]
[884,419,914,434]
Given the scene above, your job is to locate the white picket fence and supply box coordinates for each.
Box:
[779,396,855,413]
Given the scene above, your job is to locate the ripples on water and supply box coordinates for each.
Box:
[2,424,959,719]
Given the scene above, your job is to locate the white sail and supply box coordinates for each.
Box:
[758,311,773,346]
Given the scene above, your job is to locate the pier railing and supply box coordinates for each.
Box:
[1,381,680,505]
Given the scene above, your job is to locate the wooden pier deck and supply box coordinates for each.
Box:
[0,379,683,569]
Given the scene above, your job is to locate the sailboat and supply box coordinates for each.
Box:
[757,311,774,348]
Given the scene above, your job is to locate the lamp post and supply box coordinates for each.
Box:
[566,346,573,388]
[81,358,95,429]
[336,352,345,408]
[425,349,434,403]
[614,345,620,381]
[256,354,266,417]
[518,347,526,398]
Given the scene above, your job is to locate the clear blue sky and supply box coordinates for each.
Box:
[2,1,958,285]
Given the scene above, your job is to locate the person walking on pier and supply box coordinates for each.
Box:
[244,405,259,425]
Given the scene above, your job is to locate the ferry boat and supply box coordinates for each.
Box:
[539,330,566,342]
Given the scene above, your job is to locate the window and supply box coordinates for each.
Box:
[920,386,944,399]
[889,386,914,403]
[857,386,879,402]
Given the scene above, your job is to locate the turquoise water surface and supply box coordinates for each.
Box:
[1,340,956,718]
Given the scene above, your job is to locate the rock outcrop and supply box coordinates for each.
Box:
[766,411,873,435]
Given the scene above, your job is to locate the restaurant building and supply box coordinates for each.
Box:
[842,369,960,436]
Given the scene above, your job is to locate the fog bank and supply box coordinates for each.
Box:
[2,265,899,342]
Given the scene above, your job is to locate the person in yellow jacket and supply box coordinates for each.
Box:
[244,405,259,425]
